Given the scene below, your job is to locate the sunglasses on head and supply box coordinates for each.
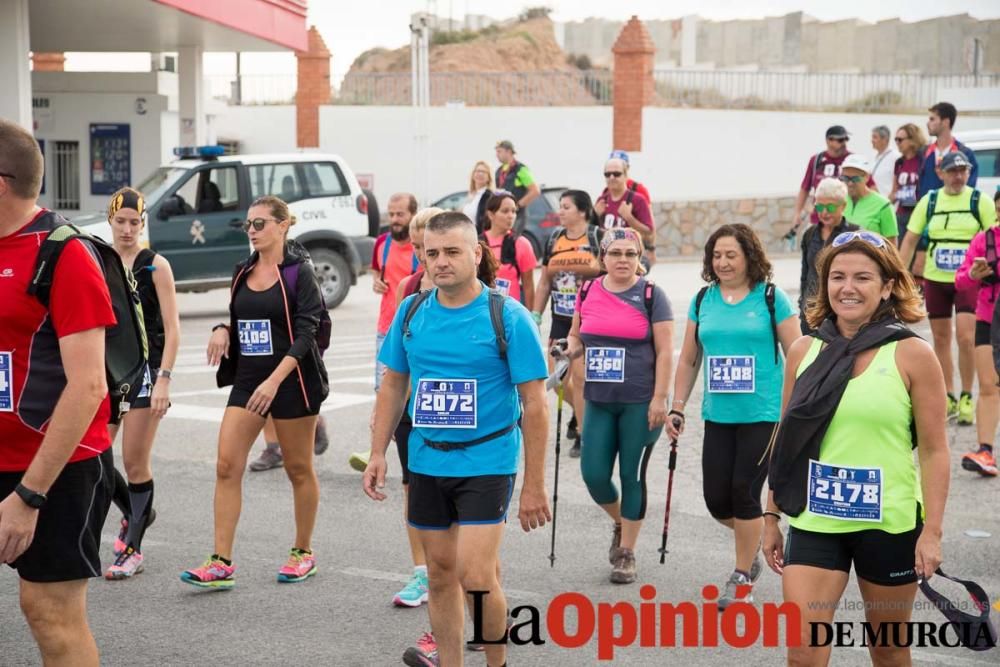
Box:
[604,171,623,178]
[840,175,865,184]
[814,203,840,213]
[832,230,886,248]
[242,217,279,232]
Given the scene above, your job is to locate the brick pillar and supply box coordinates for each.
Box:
[32,52,66,72]
[612,17,655,151]
[296,27,331,148]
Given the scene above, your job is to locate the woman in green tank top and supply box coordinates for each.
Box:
[761,231,951,666]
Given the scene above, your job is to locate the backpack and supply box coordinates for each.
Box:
[402,288,508,360]
[983,227,1000,286]
[133,248,165,358]
[281,261,332,355]
[578,278,656,324]
[483,233,520,278]
[378,234,419,280]
[28,220,148,425]
[545,225,601,265]
[694,283,780,364]
[926,188,983,227]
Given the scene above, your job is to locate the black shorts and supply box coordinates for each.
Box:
[1,449,113,583]
[549,315,572,341]
[407,472,515,530]
[227,386,319,419]
[976,319,991,347]
[394,414,412,485]
[784,513,923,586]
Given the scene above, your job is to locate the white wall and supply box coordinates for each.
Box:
[213,104,1000,207]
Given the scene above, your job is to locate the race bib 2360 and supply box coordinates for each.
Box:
[238,320,274,356]
[585,347,625,383]
[807,460,882,522]
[0,352,12,412]
[413,379,477,429]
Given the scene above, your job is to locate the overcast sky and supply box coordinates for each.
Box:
[64,0,1000,84]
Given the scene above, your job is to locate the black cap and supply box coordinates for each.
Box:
[940,151,971,171]
[919,569,997,651]
[826,125,850,140]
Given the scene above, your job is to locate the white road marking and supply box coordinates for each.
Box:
[170,376,373,399]
[165,391,376,423]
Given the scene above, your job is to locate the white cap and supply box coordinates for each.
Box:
[841,153,871,174]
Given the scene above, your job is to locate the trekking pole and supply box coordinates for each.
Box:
[658,418,682,564]
[548,381,564,568]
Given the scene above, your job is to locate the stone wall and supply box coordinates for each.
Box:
[653,196,798,258]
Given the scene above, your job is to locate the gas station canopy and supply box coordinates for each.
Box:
[27,0,308,52]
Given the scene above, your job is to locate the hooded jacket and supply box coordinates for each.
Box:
[217,240,329,410]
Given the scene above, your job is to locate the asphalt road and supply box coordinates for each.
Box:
[1,257,998,666]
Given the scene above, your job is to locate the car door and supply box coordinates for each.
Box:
[149,164,249,283]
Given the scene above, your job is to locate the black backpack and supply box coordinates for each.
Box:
[133,249,165,359]
[28,218,148,424]
[694,283,780,364]
[281,261,332,355]
[482,232,521,278]
[544,225,601,265]
[925,188,984,246]
[402,288,508,360]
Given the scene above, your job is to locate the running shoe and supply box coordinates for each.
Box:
[113,517,128,557]
[393,569,429,607]
[610,547,637,584]
[568,437,581,459]
[277,548,317,583]
[180,557,235,589]
[961,449,999,477]
[402,632,439,667]
[566,414,579,440]
[750,550,763,583]
[609,522,622,564]
[946,394,959,421]
[719,571,753,610]
[249,443,283,472]
[958,393,975,426]
[348,451,370,472]
[314,416,329,456]
[105,548,144,580]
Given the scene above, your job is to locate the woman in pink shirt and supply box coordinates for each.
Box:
[954,194,1000,477]
[481,191,536,304]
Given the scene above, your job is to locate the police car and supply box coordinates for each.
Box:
[73,147,373,308]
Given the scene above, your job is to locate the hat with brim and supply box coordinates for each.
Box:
[941,151,971,171]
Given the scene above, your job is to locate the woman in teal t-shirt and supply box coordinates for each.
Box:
[668,223,800,609]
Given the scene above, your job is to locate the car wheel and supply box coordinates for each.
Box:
[364,189,380,237]
[522,231,542,261]
[308,246,351,309]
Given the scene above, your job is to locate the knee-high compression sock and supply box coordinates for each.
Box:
[124,479,154,551]
[112,467,131,516]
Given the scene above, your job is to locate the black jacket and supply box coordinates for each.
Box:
[217,241,329,409]
[799,219,860,312]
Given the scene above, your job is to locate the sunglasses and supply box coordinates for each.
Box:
[605,250,640,259]
[604,171,624,178]
[839,175,865,184]
[832,230,886,248]
[814,203,840,213]
[828,137,848,143]
[894,136,907,144]
[242,217,280,232]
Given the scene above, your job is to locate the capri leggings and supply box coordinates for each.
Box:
[702,421,775,521]
[580,400,663,521]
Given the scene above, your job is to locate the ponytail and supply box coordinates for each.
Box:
[477,240,498,287]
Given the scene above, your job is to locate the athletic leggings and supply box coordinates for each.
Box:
[701,420,775,521]
[580,400,663,521]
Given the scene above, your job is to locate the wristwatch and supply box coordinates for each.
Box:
[14,483,47,509]
[156,368,172,380]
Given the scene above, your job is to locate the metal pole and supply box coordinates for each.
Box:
[410,25,419,107]
[234,52,242,105]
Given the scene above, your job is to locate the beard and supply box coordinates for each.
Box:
[390,225,409,242]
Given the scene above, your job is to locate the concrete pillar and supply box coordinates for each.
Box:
[680,15,698,67]
[612,16,656,152]
[178,46,205,146]
[296,26,332,149]
[0,0,32,130]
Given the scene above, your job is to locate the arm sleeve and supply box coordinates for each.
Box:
[966,147,979,187]
[516,165,536,188]
[515,236,537,273]
[800,156,816,192]
[954,232,985,292]
[505,303,548,384]
[634,196,654,230]
[49,239,116,338]
[906,195,931,235]
[378,295,412,374]
[774,287,796,321]
[981,194,999,228]
[651,285,673,322]
[880,203,898,238]
[286,263,323,361]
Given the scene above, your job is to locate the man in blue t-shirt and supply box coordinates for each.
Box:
[364,211,550,667]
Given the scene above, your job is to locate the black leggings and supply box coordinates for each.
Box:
[702,421,775,521]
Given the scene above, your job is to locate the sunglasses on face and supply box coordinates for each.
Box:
[815,203,840,213]
[828,137,847,143]
[840,175,864,184]
[894,136,907,144]
[242,217,280,232]
[832,230,886,248]
[604,171,623,178]
[605,250,640,259]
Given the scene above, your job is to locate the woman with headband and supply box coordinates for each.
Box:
[104,187,180,579]
[552,227,674,583]
[667,223,800,607]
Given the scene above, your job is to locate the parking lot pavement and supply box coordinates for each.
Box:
[1,258,998,666]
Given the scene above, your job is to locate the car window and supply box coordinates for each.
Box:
[435,192,467,211]
[543,188,565,211]
[528,195,550,218]
[249,163,303,202]
[974,148,1000,177]
[302,162,348,197]
[135,167,186,207]
[172,166,239,215]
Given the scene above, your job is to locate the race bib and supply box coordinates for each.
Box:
[807,460,882,522]
[136,364,153,399]
[0,352,12,412]
[934,247,966,272]
[707,356,755,393]
[585,347,625,383]
[495,277,512,298]
[552,288,577,318]
[238,320,274,356]
[897,184,917,207]
[413,379,477,429]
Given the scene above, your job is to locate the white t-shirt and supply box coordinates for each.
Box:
[870,148,900,196]
[462,188,488,224]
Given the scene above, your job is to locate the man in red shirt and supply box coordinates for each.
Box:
[0,119,116,666]
[372,193,418,391]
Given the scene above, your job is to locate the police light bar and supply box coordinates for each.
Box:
[172,145,225,159]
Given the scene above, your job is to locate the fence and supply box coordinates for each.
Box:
[205,74,298,105]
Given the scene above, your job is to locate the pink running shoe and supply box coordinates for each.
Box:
[105,548,144,580]
[113,518,128,557]
[277,548,317,583]
[402,632,439,667]
[180,556,235,589]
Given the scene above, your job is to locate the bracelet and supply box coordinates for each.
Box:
[668,409,685,421]
[762,510,782,522]
[671,398,687,406]
[212,323,230,333]
[530,311,542,325]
